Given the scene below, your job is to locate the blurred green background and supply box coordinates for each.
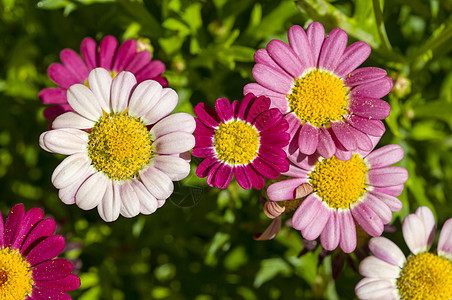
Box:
[1,0,452,299]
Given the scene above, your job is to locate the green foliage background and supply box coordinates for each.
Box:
[1,0,452,299]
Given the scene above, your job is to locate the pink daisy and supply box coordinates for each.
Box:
[244,22,393,158]
[356,206,452,300]
[193,94,290,189]
[40,36,168,122]
[39,68,195,222]
[267,144,408,253]
[0,203,80,299]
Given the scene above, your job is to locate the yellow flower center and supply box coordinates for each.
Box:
[309,154,368,209]
[287,69,349,127]
[0,247,33,300]
[88,112,154,181]
[397,252,452,300]
[213,120,260,165]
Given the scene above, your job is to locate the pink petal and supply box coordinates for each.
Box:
[349,97,391,120]
[99,35,118,70]
[349,77,393,99]
[298,123,319,155]
[371,185,404,197]
[338,210,357,253]
[254,48,281,70]
[252,108,282,132]
[349,125,373,152]
[254,217,282,241]
[318,28,348,70]
[366,166,408,187]
[51,153,92,189]
[362,194,392,224]
[330,121,357,151]
[316,126,335,159]
[346,115,386,137]
[320,211,340,251]
[267,39,304,78]
[306,22,325,66]
[335,41,371,77]
[368,191,403,212]
[351,202,384,237]
[267,178,308,201]
[252,63,294,94]
[288,25,314,69]
[302,201,331,240]
[124,50,151,74]
[135,60,166,82]
[80,37,98,70]
[364,144,404,168]
[292,194,322,231]
[344,67,387,87]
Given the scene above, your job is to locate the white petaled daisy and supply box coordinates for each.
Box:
[39,68,195,222]
[356,206,452,300]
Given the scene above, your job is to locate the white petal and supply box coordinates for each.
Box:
[40,129,88,155]
[359,256,401,279]
[118,181,140,218]
[143,88,178,125]
[52,111,95,130]
[128,80,162,118]
[402,214,427,254]
[414,206,436,250]
[131,180,158,214]
[58,170,94,205]
[75,172,108,210]
[152,155,190,181]
[156,199,166,209]
[67,84,103,121]
[51,153,92,189]
[110,71,137,112]
[153,132,195,155]
[355,278,398,300]
[140,166,174,200]
[88,67,112,113]
[438,218,452,259]
[149,113,196,139]
[368,237,406,267]
[97,182,121,222]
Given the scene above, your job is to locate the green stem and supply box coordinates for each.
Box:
[372,0,392,50]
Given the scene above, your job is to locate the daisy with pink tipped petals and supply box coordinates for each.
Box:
[39,68,195,222]
[193,94,290,190]
[40,36,168,122]
[267,144,408,253]
[356,206,452,300]
[0,203,80,299]
[244,22,393,158]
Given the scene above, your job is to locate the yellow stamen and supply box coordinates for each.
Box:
[214,120,259,165]
[397,252,452,300]
[309,154,368,209]
[0,248,33,299]
[287,69,349,127]
[88,112,154,181]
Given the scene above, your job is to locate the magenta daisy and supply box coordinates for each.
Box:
[0,203,80,299]
[40,36,168,122]
[267,144,408,253]
[39,68,195,222]
[356,206,452,300]
[244,22,393,158]
[193,94,290,189]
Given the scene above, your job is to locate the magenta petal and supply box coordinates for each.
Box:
[259,146,286,165]
[362,194,392,224]
[235,166,251,190]
[195,156,217,178]
[214,163,233,189]
[60,48,89,82]
[330,121,357,151]
[368,191,403,212]
[0,212,3,247]
[306,22,325,65]
[261,131,291,149]
[112,39,137,72]
[44,104,73,122]
[244,164,265,190]
[194,135,213,148]
[298,123,319,155]
[135,60,166,82]
[292,194,322,231]
[267,178,308,201]
[316,126,335,159]
[32,258,73,281]
[349,97,391,120]
[39,88,67,105]
[4,203,25,248]
[21,218,56,255]
[365,144,404,168]
[194,118,215,136]
[192,146,214,158]
[80,37,98,69]
[350,77,393,99]
[335,41,371,77]
[236,93,255,120]
[26,235,65,266]
[367,166,408,187]
[302,203,331,240]
[194,103,221,129]
[48,63,80,89]
[254,48,281,70]
[252,63,294,94]
[318,28,348,70]
[338,210,357,253]
[206,162,221,187]
[31,288,71,300]
[253,108,282,132]
[372,184,404,197]
[267,39,304,78]
[345,67,387,87]
[266,118,289,133]
[245,96,271,124]
[288,25,314,69]
[215,97,234,123]
[11,208,44,250]
[34,274,80,291]
[153,76,168,88]
[99,35,118,70]
[346,115,386,137]
[124,50,151,73]
[351,203,384,237]
[251,157,280,180]
[320,211,340,251]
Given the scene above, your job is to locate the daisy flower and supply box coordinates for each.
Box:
[193,94,290,189]
[40,36,168,122]
[39,68,195,222]
[0,203,80,299]
[356,206,452,300]
[244,22,393,158]
[267,144,408,253]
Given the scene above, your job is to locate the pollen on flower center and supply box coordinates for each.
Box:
[88,112,154,181]
[309,154,368,209]
[214,120,260,165]
[287,69,349,127]
[397,252,452,300]
[0,247,33,299]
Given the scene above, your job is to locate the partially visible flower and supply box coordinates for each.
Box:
[0,204,80,299]
[244,22,392,158]
[356,206,452,300]
[267,144,408,253]
[39,68,195,222]
[40,36,167,122]
[193,94,290,189]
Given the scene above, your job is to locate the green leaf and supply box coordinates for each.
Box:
[254,258,292,288]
